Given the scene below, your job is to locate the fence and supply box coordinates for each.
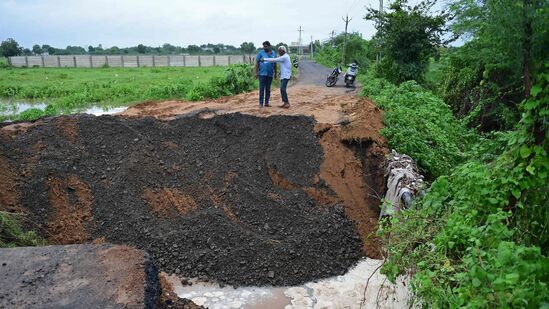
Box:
[6,55,255,68]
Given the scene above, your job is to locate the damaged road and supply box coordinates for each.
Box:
[1,113,370,287]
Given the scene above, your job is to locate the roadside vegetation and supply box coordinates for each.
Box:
[0,212,44,248]
[318,0,548,307]
[0,64,255,121]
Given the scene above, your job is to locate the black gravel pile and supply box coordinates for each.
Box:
[0,113,363,286]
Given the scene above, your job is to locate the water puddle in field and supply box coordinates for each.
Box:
[0,100,47,116]
[164,259,411,309]
[80,106,128,116]
[1,99,128,121]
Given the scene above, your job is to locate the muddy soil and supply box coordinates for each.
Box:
[0,114,365,286]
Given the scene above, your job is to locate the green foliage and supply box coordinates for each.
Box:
[0,212,44,248]
[0,38,23,57]
[365,0,450,84]
[378,69,549,307]
[437,0,549,131]
[359,71,470,177]
[314,33,373,68]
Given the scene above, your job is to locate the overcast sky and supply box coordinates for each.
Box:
[0,0,389,49]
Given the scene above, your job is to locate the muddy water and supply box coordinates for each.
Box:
[167,259,411,309]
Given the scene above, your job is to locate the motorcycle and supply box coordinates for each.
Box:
[293,57,299,68]
[325,66,342,87]
[344,62,358,88]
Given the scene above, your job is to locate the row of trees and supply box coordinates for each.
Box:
[0,39,280,57]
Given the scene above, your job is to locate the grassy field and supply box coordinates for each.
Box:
[0,65,229,121]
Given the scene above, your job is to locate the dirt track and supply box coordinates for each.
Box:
[0,60,388,287]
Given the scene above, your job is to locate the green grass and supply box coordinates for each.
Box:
[0,65,228,121]
[1,211,45,248]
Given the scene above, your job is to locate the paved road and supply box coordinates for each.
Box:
[294,60,357,93]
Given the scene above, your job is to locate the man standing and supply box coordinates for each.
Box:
[261,45,292,108]
[255,41,277,108]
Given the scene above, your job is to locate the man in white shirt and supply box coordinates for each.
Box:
[261,45,292,108]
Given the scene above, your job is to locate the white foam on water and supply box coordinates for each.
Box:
[170,258,412,309]
[81,106,128,116]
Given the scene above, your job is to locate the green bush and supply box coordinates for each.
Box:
[377,69,549,307]
[359,71,471,177]
[17,108,46,121]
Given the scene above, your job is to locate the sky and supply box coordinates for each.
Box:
[0,0,387,49]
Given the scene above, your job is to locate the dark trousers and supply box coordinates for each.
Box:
[280,78,289,103]
[258,75,273,106]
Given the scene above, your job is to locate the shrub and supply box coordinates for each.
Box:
[376,68,549,307]
[0,212,44,248]
[359,71,471,177]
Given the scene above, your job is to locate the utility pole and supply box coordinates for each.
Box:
[341,14,352,65]
[297,26,304,56]
[329,30,336,46]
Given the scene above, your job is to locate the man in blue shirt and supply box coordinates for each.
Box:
[255,41,277,108]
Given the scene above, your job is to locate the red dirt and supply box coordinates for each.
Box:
[56,116,78,144]
[47,175,93,244]
[99,245,146,307]
[268,166,298,190]
[143,188,198,218]
[318,127,384,258]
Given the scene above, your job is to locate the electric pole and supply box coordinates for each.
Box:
[297,26,304,56]
[342,14,352,65]
[329,30,336,46]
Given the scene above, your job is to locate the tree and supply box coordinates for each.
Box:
[449,0,549,99]
[239,42,256,55]
[240,42,256,63]
[436,0,549,131]
[136,44,146,54]
[32,44,42,55]
[213,46,220,54]
[88,45,95,53]
[41,44,55,55]
[365,0,450,83]
[187,45,200,54]
[162,43,176,54]
[0,38,23,57]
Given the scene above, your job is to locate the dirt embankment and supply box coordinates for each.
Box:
[122,84,388,258]
[0,114,368,287]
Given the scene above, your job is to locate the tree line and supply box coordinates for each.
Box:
[0,39,281,57]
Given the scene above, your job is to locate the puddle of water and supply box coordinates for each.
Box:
[167,258,411,309]
[0,99,128,119]
[0,100,47,116]
[80,106,128,116]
